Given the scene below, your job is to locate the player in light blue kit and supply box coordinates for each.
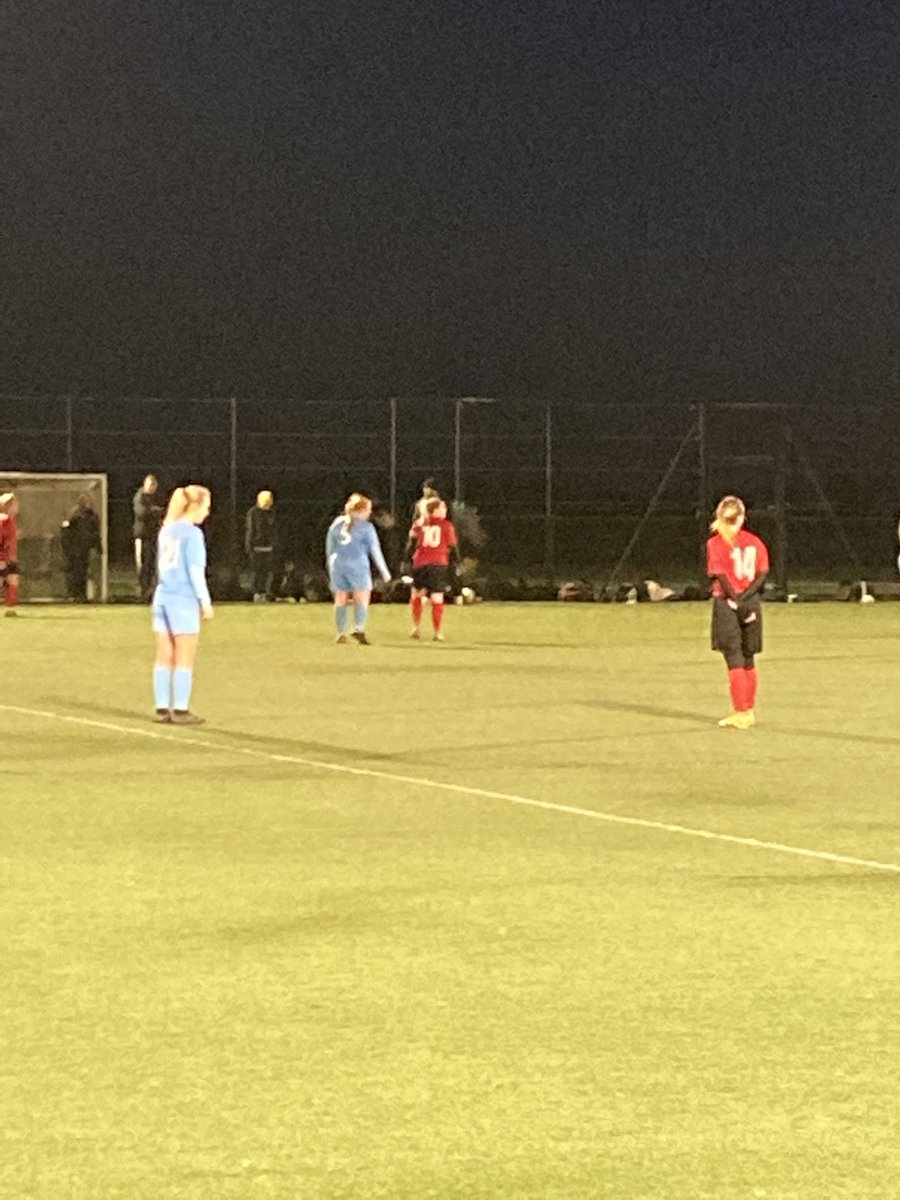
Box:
[152,485,214,724]
[326,492,391,644]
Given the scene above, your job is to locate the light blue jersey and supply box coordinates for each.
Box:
[152,521,211,636]
[326,516,390,592]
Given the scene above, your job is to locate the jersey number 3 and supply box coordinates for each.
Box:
[730,545,757,582]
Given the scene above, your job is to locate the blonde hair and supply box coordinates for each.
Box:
[164,485,211,526]
[710,495,746,541]
[341,492,370,535]
[256,489,274,509]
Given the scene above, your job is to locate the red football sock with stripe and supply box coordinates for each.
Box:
[410,595,423,625]
[431,601,444,633]
[744,667,758,708]
[5,580,18,609]
[728,667,748,712]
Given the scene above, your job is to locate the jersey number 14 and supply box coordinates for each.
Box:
[730,545,757,582]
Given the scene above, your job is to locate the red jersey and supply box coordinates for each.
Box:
[707,530,769,598]
[0,512,17,562]
[410,517,457,567]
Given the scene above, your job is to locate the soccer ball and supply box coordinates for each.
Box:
[460,586,476,605]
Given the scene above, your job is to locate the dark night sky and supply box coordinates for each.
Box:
[7,0,900,405]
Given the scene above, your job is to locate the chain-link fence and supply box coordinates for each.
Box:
[2,394,898,591]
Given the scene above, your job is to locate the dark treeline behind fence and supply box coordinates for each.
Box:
[1,394,898,588]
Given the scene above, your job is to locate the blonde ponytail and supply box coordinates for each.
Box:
[710,495,746,542]
[342,492,370,535]
[164,485,211,526]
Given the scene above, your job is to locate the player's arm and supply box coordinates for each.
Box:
[736,569,768,604]
[186,530,213,615]
[325,522,338,570]
[367,525,391,583]
[706,538,738,602]
[400,532,416,576]
[710,574,738,601]
[447,522,462,573]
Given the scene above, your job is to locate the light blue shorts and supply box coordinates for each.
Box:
[330,569,373,594]
[152,596,201,636]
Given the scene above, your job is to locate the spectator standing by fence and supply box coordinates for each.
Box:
[61,494,102,602]
[245,490,278,601]
[133,474,164,602]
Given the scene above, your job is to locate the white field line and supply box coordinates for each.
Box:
[5,702,900,876]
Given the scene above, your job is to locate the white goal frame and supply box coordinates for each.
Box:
[0,471,109,601]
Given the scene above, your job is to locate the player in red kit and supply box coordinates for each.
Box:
[706,495,769,728]
[403,498,461,641]
[0,492,20,617]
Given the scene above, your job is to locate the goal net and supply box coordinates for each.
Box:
[0,472,108,601]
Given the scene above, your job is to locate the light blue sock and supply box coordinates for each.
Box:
[172,667,193,711]
[153,666,172,710]
[354,602,367,631]
[335,605,348,634]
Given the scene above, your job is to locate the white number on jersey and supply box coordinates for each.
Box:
[422,524,442,548]
[158,535,181,576]
[730,545,757,582]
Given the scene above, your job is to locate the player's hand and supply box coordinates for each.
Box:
[726,599,738,610]
[400,574,413,585]
[202,604,214,620]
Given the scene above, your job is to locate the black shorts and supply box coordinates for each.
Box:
[0,561,19,578]
[412,564,450,595]
[711,597,763,663]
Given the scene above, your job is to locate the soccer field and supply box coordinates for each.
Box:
[4,602,900,1200]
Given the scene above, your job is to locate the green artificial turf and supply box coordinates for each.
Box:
[3,602,900,1199]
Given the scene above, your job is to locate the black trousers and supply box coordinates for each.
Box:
[136,536,157,600]
[250,548,274,597]
[65,556,89,601]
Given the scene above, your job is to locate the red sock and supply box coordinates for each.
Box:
[728,667,748,712]
[5,580,18,608]
[744,667,758,708]
[410,596,423,624]
[431,601,444,632]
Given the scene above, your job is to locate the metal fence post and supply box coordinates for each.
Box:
[544,401,554,578]
[229,397,238,521]
[389,396,398,515]
[65,396,74,471]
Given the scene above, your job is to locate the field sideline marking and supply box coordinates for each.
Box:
[6,701,900,877]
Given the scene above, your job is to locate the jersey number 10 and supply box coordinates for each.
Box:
[421,525,442,548]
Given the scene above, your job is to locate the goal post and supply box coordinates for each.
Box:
[0,472,109,601]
